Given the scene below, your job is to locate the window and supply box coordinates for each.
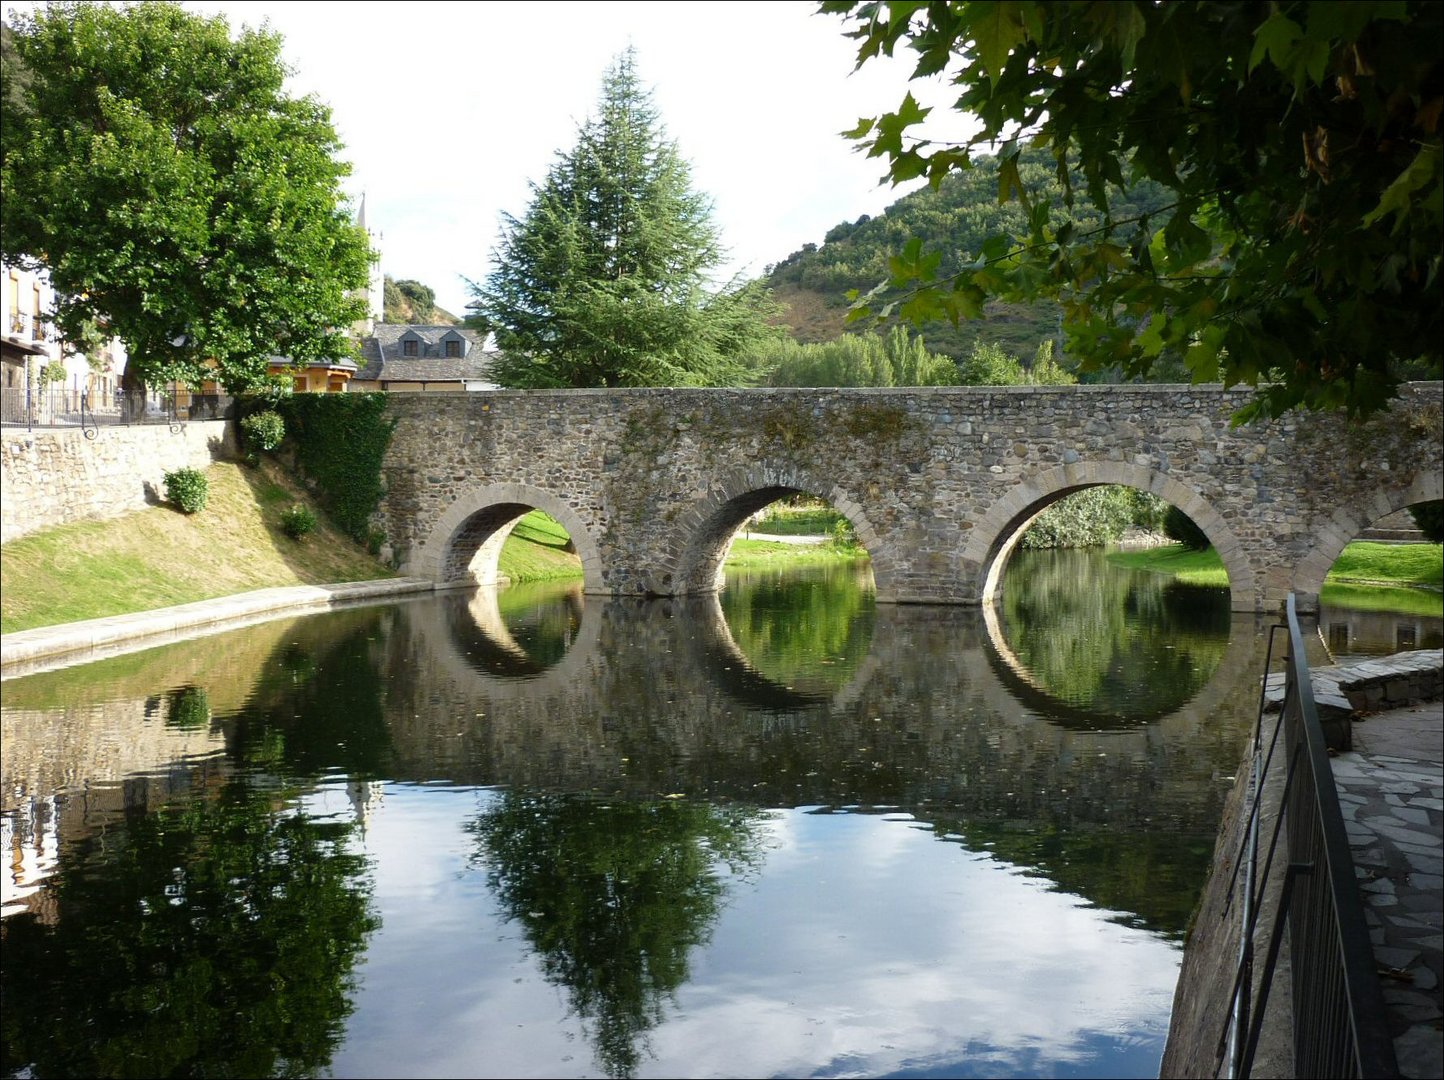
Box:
[445,338,461,358]
[403,338,418,356]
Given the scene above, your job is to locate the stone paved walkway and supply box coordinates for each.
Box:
[1332,700,1443,1079]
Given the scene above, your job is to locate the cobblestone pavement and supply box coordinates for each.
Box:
[1332,701,1443,1079]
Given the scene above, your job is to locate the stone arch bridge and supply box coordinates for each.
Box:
[376,384,1442,613]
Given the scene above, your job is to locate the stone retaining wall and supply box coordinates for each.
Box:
[0,421,236,542]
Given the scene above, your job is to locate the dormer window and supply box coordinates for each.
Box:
[440,329,468,359]
[403,338,418,357]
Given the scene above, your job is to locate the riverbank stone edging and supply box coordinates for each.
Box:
[1264,650,1444,750]
[0,578,435,678]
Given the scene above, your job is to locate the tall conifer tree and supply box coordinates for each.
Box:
[471,50,777,388]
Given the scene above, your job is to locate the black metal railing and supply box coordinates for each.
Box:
[0,387,233,431]
[1224,594,1397,1078]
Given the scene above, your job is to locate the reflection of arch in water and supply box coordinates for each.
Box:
[404,482,604,593]
[659,465,885,598]
[962,463,1252,611]
[676,592,883,717]
[446,585,587,678]
[979,590,1260,733]
[423,584,603,702]
[1292,469,1444,612]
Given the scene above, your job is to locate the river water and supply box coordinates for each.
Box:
[1,550,1436,1078]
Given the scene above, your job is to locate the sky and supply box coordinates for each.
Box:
[142,1,951,318]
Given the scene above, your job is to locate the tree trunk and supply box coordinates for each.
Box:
[120,363,146,422]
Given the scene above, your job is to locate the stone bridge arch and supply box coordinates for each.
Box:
[1291,469,1444,609]
[961,461,1256,610]
[400,481,606,593]
[662,463,897,598]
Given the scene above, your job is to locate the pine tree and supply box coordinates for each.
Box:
[470,50,777,388]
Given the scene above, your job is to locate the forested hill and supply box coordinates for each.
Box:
[382,276,459,325]
[766,146,1171,362]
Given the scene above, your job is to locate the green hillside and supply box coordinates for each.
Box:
[382,275,459,325]
[766,146,1173,367]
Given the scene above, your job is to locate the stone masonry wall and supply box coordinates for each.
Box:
[378,383,1443,614]
[1,421,236,543]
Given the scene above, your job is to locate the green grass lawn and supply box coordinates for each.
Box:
[496,512,869,580]
[1104,545,1231,588]
[724,537,868,568]
[1,459,392,634]
[496,510,583,583]
[1106,541,1443,609]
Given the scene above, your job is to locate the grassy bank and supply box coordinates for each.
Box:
[496,511,868,581]
[1106,541,1443,612]
[1,459,392,634]
[496,510,583,583]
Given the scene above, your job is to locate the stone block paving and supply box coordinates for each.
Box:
[1332,700,1444,1079]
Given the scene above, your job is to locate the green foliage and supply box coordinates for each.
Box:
[1022,487,1170,549]
[163,468,208,514]
[239,409,285,453]
[279,394,396,542]
[823,1,1443,418]
[753,325,959,386]
[383,275,450,324]
[769,143,1169,363]
[957,339,1076,386]
[469,49,780,388]
[1164,505,1212,550]
[280,504,318,541]
[1409,501,1444,543]
[1,2,372,395]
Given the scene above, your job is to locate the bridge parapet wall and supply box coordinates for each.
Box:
[377,383,1443,613]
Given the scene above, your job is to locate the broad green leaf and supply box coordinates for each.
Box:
[1362,143,1441,229]
[1248,12,1302,74]
[970,2,1026,88]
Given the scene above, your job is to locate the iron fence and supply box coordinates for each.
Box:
[0,387,233,434]
[1225,593,1397,1078]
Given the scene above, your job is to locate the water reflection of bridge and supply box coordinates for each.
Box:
[2,589,1271,933]
[389,590,1267,830]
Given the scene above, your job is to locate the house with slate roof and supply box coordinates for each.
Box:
[351,325,498,391]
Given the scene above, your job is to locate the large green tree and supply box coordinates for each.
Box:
[0,2,371,403]
[824,1,1443,419]
[469,49,778,388]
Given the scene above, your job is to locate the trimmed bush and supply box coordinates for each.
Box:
[163,467,208,514]
[280,504,318,540]
[240,409,286,453]
[1164,505,1211,550]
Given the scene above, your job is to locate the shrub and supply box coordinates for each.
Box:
[240,409,286,453]
[280,503,318,540]
[1019,487,1134,549]
[164,467,208,514]
[1408,501,1444,543]
[1164,505,1212,550]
